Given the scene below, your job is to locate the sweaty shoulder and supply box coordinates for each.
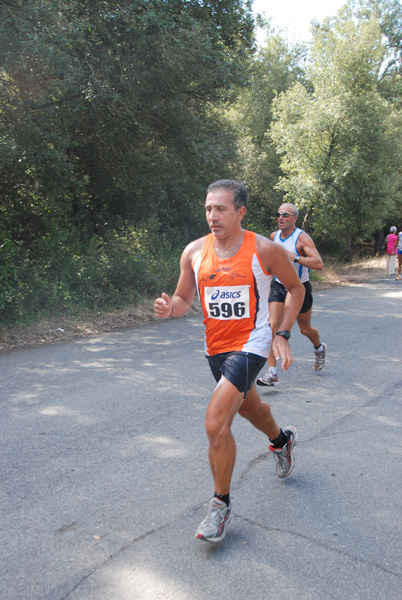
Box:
[255,232,275,252]
[297,229,314,242]
[182,235,208,267]
[255,233,278,262]
[255,232,290,274]
[296,230,316,250]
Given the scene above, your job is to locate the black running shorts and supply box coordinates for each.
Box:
[207,351,267,398]
[269,279,313,314]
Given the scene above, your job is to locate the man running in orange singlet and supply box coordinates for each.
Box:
[154,180,305,543]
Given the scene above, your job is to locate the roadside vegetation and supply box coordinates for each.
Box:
[0,253,386,352]
[1,1,401,330]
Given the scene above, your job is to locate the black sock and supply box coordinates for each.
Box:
[214,492,230,507]
[270,429,288,448]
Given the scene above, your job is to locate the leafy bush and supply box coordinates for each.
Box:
[0,222,181,325]
[0,223,19,312]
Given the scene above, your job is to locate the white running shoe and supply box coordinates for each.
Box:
[269,426,298,478]
[314,343,327,371]
[256,372,279,386]
[195,498,232,543]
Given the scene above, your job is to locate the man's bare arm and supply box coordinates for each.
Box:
[154,238,204,319]
[290,232,323,271]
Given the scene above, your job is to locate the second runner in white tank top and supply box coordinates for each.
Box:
[273,228,310,284]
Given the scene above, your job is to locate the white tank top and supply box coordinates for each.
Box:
[273,227,310,284]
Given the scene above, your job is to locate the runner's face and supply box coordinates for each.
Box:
[277,204,297,233]
[205,189,244,239]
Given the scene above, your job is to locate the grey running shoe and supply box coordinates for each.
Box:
[257,372,279,386]
[195,498,232,543]
[269,426,298,478]
[314,343,327,371]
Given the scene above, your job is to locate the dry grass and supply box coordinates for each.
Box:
[311,255,384,290]
[0,255,387,352]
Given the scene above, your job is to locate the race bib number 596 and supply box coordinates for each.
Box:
[204,285,250,320]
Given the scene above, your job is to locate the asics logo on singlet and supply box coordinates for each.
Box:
[211,290,242,301]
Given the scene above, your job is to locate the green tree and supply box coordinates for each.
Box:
[270,13,402,258]
[0,0,254,243]
[0,0,255,322]
[231,26,307,232]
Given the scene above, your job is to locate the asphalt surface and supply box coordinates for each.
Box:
[1,275,401,600]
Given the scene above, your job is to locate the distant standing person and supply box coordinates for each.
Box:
[154,180,305,543]
[257,203,326,387]
[385,226,398,276]
[394,228,402,280]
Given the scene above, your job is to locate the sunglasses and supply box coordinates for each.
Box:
[277,212,295,218]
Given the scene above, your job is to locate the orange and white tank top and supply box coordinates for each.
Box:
[193,230,272,357]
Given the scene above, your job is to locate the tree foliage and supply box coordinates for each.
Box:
[0,0,254,321]
[2,0,402,323]
[230,26,307,233]
[270,5,402,257]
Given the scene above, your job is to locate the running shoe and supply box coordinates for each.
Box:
[269,426,298,479]
[195,498,232,543]
[257,372,279,386]
[314,343,327,371]
[396,275,401,280]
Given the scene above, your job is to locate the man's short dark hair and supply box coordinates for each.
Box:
[207,179,248,210]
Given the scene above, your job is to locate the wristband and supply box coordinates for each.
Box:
[276,330,291,340]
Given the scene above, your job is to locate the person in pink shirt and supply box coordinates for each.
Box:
[385,226,398,275]
[394,228,402,280]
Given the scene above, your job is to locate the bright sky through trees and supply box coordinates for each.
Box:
[253,0,347,42]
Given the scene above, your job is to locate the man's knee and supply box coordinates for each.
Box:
[299,322,319,344]
[238,399,271,422]
[205,405,233,444]
[237,404,252,420]
[298,323,311,337]
[205,415,231,445]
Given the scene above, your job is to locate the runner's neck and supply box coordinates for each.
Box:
[213,230,245,260]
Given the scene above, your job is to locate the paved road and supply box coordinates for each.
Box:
[1,276,401,600]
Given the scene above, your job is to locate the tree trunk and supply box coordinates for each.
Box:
[302,208,313,233]
[344,236,353,262]
[374,228,385,256]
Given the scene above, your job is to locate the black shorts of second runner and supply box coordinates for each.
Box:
[269,279,313,314]
[207,351,267,398]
